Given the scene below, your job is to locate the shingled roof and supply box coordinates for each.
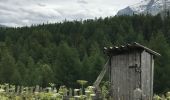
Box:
[104,42,161,56]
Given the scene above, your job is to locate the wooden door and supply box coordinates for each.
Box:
[111,52,141,100]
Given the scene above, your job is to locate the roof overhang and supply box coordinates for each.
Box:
[104,42,161,56]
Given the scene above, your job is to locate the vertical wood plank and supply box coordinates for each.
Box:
[151,55,154,100]
[141,51,153,100]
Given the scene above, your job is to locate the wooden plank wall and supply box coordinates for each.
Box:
[141,51,153,100]
[111,51,141,100]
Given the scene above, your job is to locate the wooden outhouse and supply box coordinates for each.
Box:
[93,42,160,100]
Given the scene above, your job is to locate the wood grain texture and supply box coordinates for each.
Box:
[109,49,155,100]
[111,51,141,100]
[141,51,153,100]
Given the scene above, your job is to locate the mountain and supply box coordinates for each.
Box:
[117,0,170,16]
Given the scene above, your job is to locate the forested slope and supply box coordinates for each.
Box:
[0,14,170,93]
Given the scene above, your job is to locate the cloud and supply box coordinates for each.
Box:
[77,0,88,4]
[37,3,46,7]
[0,0,139,27]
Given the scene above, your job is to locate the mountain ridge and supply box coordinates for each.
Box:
[117,0,170,16]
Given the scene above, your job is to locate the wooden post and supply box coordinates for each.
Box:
[29,87,34,94]
[21,86,24,94]
[69,88,72,97]
[16,86,20,95]
[5,84,9,93]
[35,85,39,93]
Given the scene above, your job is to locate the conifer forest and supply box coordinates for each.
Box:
[0,14,170,99]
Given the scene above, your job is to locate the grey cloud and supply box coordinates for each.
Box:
[54,9,64,15]
[0,0,9,2]
[16,8,61,25]
[19,7,61,18]
[37,3,46,7]
[0,0,138,27]
[0,0,102,26]
[77,0,88,4]
[0,3,18,12]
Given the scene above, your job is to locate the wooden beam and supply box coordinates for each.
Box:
[93,59,109,88]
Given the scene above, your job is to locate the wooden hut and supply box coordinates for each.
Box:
[93,42,160,100]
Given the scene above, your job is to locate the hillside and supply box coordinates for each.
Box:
[0,15,170,93]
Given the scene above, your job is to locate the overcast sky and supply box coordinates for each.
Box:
[0,0,140,27]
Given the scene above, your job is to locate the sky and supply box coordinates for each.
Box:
[0,0,140,27]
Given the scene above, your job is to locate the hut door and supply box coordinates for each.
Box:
[129,64,141,88]
[111,53,141,100]
[129,64,141,100]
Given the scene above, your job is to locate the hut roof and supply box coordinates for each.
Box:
[104,42,161,56]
